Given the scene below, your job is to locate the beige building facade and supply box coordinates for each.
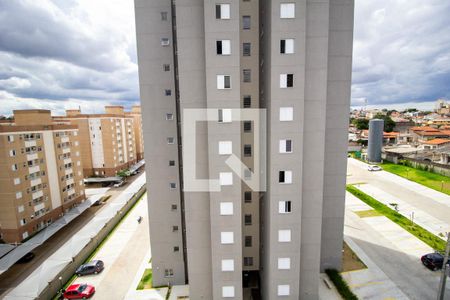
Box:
[126,106,145,161]
[0,110,85,243]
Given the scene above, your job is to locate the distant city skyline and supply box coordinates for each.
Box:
[0,0,449,115]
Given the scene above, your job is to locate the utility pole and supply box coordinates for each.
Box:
[437,233,450,300]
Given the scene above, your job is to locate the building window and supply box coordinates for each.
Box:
[172,225,178,232]
[279,139,292,153]
[243,121,252,132]
[163,64,170,71]
[16,192,22,199]
[279,201,292,213]
[169,160,175,166]
[244,144,252,157]
[279,171,292,184]
[167,137,175,144]
[244,257,254,266]
[245,236,252,247]
[161,38,170,46]
[174,246,179,252]
[280,74,294,88]
[243,15,251,30]
[221,231,234,244]
[165,89,172,96]
[171,204,177,210]
[216,4,230,19]
[220,172,233,186]
[216,40,231,55]
[220,202,233,215]
[278,229,291,242]
[280,107,293,121]
[280,3,295,18]
[164,269,174,277]
[243,69,251,82]
[219,141,232,155]
[7,135,14,142]
[9,149,16,157]
[161,11,168,21]
[244,214,252,225]
[217,75,231,89]
[222,286,235,298]
[278,257,291,270]
[243,42,251,56]
[221,259,234,271]
[170,182,177,189]
[11,164,18,171]
[244,168,252,180]
[166,113,174,120]
[243,95,251,108]
[14,178,21,185]
[244,191,252,203]
[280,39,294,54]
[218,109,232,123]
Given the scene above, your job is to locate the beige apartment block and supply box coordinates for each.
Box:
[0,110,85,243]
[126,106,145,161]
[56,106,138,177]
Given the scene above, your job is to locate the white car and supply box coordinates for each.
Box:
[368,165,382,171]
[113,181,125,188]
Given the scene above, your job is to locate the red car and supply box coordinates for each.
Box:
[63,283,95,299]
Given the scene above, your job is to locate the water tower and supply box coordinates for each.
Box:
[368,119,384,163]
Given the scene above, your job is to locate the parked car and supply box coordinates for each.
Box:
[76,260,104,276]
[16,252,35,264]
[368,165,382,171]
[421,252,448,271]
[63,283,95,299]
[113,180,125,188]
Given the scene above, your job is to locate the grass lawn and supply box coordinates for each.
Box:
[137,269,153,290]
[347,184,445,252]
[381,162,450,195]
[325,269,358,300]
[354,209,382,218]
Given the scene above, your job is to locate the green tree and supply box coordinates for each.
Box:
[352,118,369,130]
[374,113,396,132]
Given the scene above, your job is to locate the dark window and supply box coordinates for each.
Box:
[173,225,178,232]
[243,16,251,30]
[245,236,252,247]
[244,257,253,266]
[243,43,251,56]
[287,74,293,87]
[171,204,177,210]
[279,171,285,183]
[244,214,252,225]
[161,12,168,21]
[244,191,252,203]
[169,160,175,166]
[165,89,172,96]
[244,121,252,132]
[174,246,179,252]
[224,76,231,88]
[244,144,252,157]
[243,95,251,108]
[216,40,223,54]
[280,39,286,53]
[243,69,251,82]
[163,64,170,71]
[284,201,292,213]
[286,140,292,152]
[218,109,223,123]
[215,5,221,19]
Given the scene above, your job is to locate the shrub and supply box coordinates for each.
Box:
[325,269,358,300]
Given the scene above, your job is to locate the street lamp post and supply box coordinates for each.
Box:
[437,233,450,300]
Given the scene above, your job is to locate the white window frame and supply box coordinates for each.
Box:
[11,164,18,171]
[279,139,292,153]
[280,107,293,121]
[221,259,235,271]
[220,202,234,215]
[9,149,16,157]
[166,113,174,120]
[217,4,231,19]
[7,135,14,142]
[219,141,232,155]
[221,231,234,244]
[220,172,233,186]
[14,178,21,185]
[161,38,170,46]
[278,201,292,214]
[279,170,292,184]
[217,75,231,89]
[217,39,231,55]
[222,286,235,298]
[278,257,291,270]
[218,109,232,123]
[281,38,294,54]
[18,205,24,213]
[278,284,290,296]
[280,3,295,19]
[278,229,291,242]
[16,192,22,199]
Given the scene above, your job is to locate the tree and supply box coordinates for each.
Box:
[352,118,369,130]
[373,113,396,132]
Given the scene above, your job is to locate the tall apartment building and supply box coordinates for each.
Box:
[135,1,354,299]
[0,110,85,243]
[126,106,145,161]
[56,106,138,177]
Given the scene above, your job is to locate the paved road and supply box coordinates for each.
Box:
[0,173,143,298]
[72,194,150,299]
[347,158,450,228]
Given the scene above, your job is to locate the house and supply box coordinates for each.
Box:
[419,138,450,150]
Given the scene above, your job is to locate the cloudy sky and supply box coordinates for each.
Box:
[0,0,449,115]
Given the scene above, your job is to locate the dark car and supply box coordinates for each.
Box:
[16,252,35,264]
[76,260,104,276]
[63,283,95,299]
[421,253,449,271]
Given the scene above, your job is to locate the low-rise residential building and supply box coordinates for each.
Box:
[55,106,138,177]
[420,138,450,150]
[0,110,85,243]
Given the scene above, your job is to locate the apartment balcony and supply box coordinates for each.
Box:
[32,190,44,200]
[30,178,42,187]
[24,140,37,147]
[65,168,73,176]
[29,165,40,174]
[63,158,72,165]
[67,188,75,196]
[34,202,45,212]
[62,147,71,154]
[66,178,74,185]
[61,136,69,143]
[27,152,38,161]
